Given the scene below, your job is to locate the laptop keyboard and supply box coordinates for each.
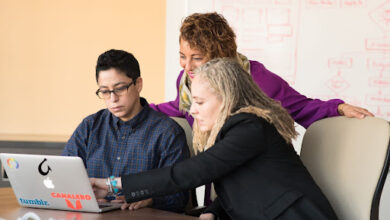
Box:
[98,203,113,208]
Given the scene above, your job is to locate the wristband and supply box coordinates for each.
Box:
[338,104,345,116]
[106,177,113,194]
[109,176,119,194]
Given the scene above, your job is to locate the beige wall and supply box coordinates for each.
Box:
[0,0,166,141]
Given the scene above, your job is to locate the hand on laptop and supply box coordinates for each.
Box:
[120,198,153,210]
[90,178,110,199]
[90,177,152,211]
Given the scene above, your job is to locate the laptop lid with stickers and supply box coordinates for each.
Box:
[0,153,121,213]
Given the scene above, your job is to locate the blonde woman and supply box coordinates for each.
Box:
[91,58,337,219]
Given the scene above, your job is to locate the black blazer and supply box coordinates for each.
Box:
[122,113,337,219]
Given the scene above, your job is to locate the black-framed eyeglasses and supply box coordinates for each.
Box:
[95,81,135,99]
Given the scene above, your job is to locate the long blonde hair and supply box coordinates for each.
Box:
[192,58,298,153]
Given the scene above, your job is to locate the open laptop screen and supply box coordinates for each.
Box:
[0,153,120,212]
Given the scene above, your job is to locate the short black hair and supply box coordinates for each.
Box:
[95,49,140,82]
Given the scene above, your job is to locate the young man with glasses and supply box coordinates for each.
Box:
[62,49,189,212]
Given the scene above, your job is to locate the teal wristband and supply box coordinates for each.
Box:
[109,176,119,194]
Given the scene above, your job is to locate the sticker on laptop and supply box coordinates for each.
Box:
[38,158,51,176]
[51,192,92,210]
[7,158,19,169]
[19,197,50,206]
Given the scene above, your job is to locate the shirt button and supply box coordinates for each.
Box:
[117,157,120,160]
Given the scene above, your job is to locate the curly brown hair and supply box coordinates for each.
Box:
[180,12,237,60]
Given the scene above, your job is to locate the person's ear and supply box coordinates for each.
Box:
[135,77,143,93]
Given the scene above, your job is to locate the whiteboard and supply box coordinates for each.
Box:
[165,0,390,152]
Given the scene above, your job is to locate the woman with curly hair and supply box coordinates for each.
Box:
[150,12,373,129]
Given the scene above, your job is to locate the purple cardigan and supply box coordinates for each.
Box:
[150,60,343,129]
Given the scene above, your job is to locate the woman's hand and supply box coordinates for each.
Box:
[338,103,374,118]
[199,213,215,220]
[120,198,153,210]
[89,178,109,199]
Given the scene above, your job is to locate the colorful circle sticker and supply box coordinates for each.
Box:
[7,158,19,168]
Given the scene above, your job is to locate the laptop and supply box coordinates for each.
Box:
[0,153,122,213]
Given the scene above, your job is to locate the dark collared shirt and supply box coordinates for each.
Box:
[62,98,189,212]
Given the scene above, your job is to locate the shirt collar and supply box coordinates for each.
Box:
[111,97,150,129]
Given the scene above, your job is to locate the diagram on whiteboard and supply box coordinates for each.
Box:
[213,0,300,84]
[208,0,390,121]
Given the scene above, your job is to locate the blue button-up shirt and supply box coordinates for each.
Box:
[62,98,190,212]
